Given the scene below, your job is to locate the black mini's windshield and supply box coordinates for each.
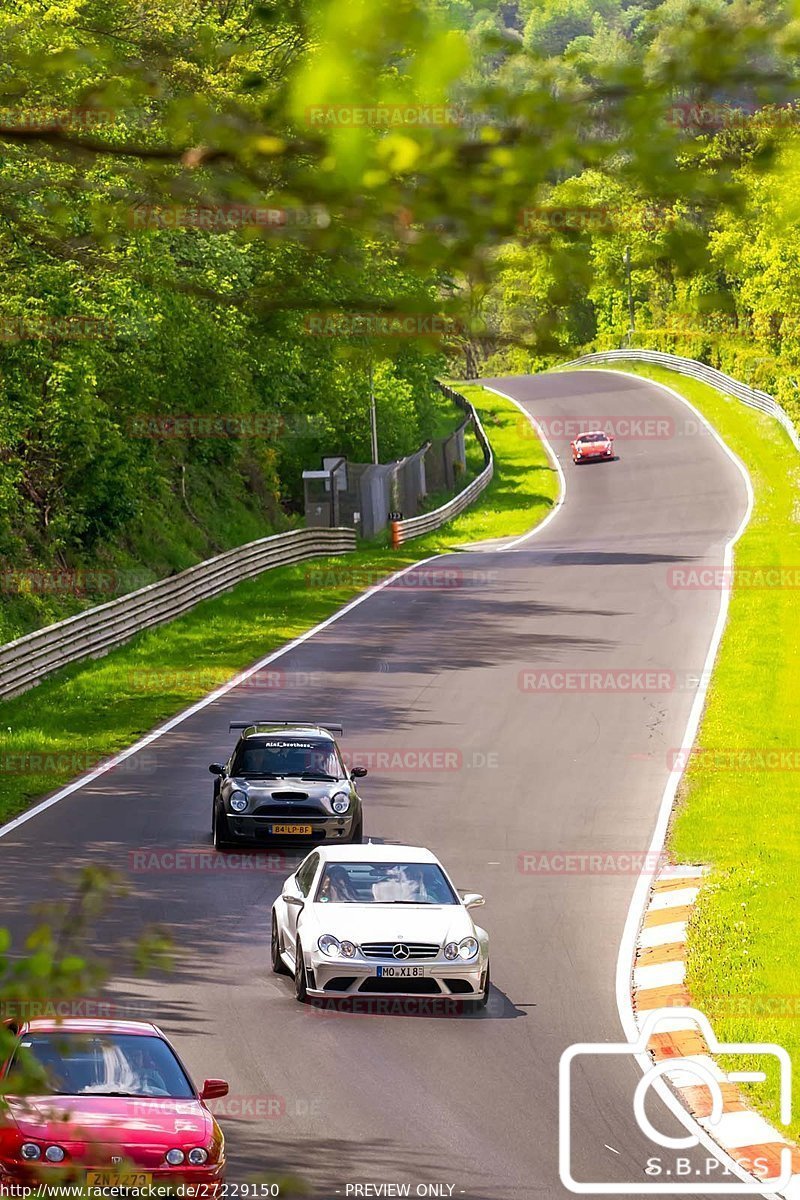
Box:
[230,737,344,779]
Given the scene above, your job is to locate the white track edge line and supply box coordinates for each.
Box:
[0,553,447,840]
[591,367,772,1195]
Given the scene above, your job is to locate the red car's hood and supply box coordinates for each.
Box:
[6,1095,211,1145]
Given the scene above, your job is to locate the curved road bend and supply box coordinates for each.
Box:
[0,371,750,1198]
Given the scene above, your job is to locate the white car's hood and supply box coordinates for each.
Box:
[303,903,474,945]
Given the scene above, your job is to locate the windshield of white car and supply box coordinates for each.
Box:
[8,1033,196,1098]
[230,737,345,780]
[315,862,458,905]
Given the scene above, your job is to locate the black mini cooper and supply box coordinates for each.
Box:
[209,721,366,850]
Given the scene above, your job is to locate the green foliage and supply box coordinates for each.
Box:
[0,867,171,1096]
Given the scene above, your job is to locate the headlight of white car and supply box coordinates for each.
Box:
[444,937,479,960]
[229,791,248,813]
[318,935,357,958]
[331,791,350,814]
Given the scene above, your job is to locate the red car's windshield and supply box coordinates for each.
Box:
[10,1033,195,1099]
[577,433,609,443]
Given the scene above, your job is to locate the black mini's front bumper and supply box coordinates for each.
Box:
[228,813,356,843]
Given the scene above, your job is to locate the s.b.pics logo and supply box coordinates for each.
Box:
[559,1008,792,1193]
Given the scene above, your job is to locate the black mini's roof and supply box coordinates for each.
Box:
[229,720,343,739]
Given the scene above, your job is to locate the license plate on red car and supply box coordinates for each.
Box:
[86,1172,153,1188]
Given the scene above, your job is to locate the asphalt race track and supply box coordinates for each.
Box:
[0,370,754,1198]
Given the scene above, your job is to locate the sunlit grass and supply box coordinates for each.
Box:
[0,384,559,823]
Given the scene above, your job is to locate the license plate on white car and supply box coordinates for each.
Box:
[376,965,425,978]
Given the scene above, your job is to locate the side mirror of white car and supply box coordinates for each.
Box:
[459,891,485,909]
[283,894,304,907]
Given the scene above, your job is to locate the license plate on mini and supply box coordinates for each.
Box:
[270,823,313,835]
[377,965,425,978]
[86,1172,153,1188]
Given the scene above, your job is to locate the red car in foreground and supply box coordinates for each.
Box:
[0,1019,227,1190]
[570,430,615,464]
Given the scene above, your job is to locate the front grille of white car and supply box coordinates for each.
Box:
[360,942,441,960]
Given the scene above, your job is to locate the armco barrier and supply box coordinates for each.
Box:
[0,527,356,701]
[390,384,494,545]
[563,349,800,453]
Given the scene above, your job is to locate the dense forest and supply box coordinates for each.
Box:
[0,0,798,635]
[462,0,800,426]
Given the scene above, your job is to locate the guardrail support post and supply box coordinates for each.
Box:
[390,520,403,549]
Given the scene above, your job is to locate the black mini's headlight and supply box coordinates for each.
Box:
[229,791,248,813]
[331,792,350,814]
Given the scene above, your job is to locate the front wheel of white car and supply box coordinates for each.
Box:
[271,912,289,975]
[294,938,309,1003]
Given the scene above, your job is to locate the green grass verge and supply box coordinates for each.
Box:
[0,383,558,825]
[584,360,800,1137]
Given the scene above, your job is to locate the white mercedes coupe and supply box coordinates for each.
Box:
[271,844,490,1008]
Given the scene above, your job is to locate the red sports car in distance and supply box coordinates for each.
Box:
[0,1018,227,1189]
[571,430,615,464]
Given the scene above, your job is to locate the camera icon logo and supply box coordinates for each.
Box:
[559,1007,792,1193]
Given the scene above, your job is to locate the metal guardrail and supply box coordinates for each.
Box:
[0,527,357,701]
[563,349,800,453]
[390,383,494,544]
